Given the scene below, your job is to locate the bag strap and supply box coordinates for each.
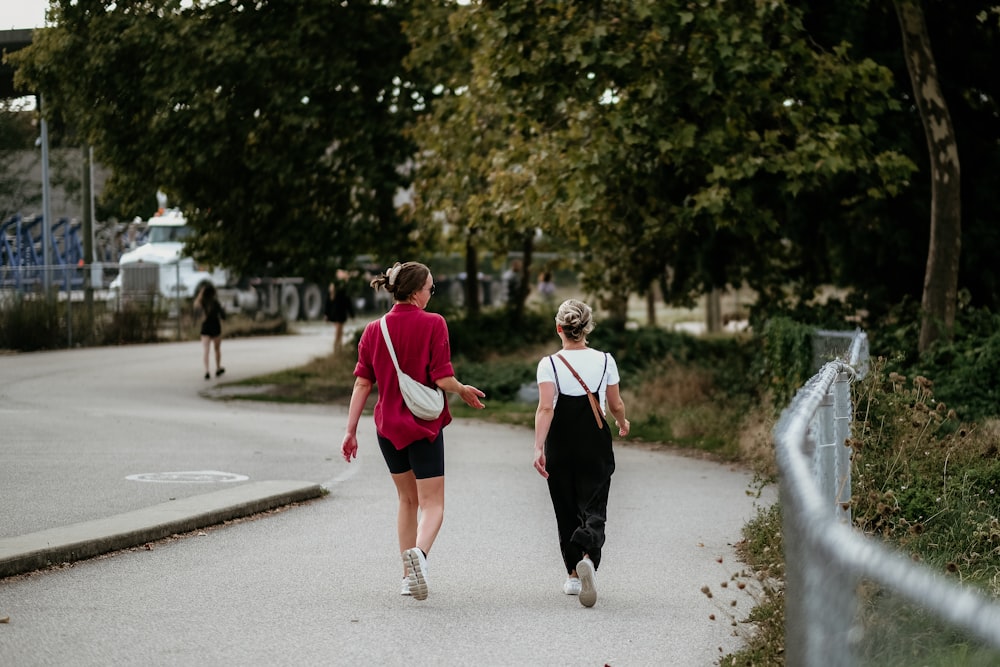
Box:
[379,316,403,374]
[555,353,604,429]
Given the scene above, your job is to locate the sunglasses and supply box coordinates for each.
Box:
[426,284,436,296]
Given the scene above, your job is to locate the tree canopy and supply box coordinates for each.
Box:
[12,0,424,280]
[9,0,1000,332]
[407,0,915,321]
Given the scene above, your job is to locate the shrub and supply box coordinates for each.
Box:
[752,315,816,410]
[452,359,537,403]
[100,301,164,345]
[446,308,554,360]
[0,295,64,351]
[852,358,1000,592]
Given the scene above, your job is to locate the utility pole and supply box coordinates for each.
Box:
[83,145,94,317]
[40,93,52,292]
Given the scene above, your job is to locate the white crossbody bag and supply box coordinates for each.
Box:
[380,316,445,421]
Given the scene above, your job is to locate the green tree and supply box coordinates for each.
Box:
[0,100,40,222]
[429,0,914,322]
[11,0,424,281]
[406,1,554,323]
[793,1,1000,331]
[894,0,962,353]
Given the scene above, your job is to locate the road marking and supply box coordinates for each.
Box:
[322,458,361,490]
[125,470,250,483]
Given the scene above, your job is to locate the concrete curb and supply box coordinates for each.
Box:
[0,480,325,579]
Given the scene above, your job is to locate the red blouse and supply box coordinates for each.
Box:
[353,303,455,448]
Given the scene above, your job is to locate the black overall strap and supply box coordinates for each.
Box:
[548,356,561,395]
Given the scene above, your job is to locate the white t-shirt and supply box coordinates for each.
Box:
[536,348,621,412]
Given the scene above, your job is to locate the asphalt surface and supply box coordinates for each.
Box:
[0,322,775,665]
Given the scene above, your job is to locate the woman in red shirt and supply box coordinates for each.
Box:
[341,261,486,601]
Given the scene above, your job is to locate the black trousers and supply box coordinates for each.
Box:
[545,393,615,573]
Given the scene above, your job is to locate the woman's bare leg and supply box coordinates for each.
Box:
[334,322,345,353]
[390,471,419,576]
[200,335,211,375]
[414,475,445,555]
[213,336,222,372]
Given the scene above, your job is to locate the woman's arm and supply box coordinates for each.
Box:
[341,376,374,462]
[605,384,630,437]
[435,376,486,409]
[533,381,556,478]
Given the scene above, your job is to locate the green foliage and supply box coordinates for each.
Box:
[794,2,1000,314]
[724,346,1000,666]
[12,1,423,280]
[451,359,536,404]
[846,359,1000,661]
[873,297,1000,421]
[590,325,752,383]
[755,316,817,409]
[851,360,1000,590]
[587,325,756,455]
[0,296,165,350]
[0,295,64,351]
[410,0,914,315]
[0,101,42,221]
[718,503,787,666]
[446,307,553,361]
[898,307,1000,422]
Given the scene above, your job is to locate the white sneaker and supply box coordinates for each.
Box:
[400,557,431,595]
[576,557,597,608]
[403,548,429,600]
[563,577,582,596]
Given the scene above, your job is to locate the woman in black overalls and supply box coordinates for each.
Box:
[533,299,630,607]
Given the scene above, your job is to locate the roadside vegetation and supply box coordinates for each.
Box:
[0,294,284,352]
[719,305,1000,666]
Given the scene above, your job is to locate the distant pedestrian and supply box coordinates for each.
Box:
[340,261,486,600]
[532,299,630,607]
[194,282,226,380]
[325,279,355,354]
[537,271,557,308]
[501,258,522,304]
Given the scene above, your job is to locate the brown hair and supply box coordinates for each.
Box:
[194,282,217,310]
[370,261,430,303]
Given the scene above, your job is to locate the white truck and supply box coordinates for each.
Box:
[112,208,325,321]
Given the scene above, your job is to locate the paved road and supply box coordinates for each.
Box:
[0,324,774,665]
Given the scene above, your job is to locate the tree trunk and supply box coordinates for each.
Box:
[894,0,961,353]
[646,283,656,326]
[507,232,534,328]
[706,288,722,334]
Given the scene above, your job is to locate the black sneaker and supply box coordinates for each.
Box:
[204,373,210,380]
[215,368,225,377]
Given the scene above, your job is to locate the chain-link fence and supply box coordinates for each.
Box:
[773,331,1000,666]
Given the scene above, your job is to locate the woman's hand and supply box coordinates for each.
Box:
[436,377,486,409]
[533,447,549,479]
[617,418,630,438]
[459,384,486,409]
[341,433,359,462]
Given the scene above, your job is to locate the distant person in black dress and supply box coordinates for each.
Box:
[326,279,356,354]
[195,282,226,380]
